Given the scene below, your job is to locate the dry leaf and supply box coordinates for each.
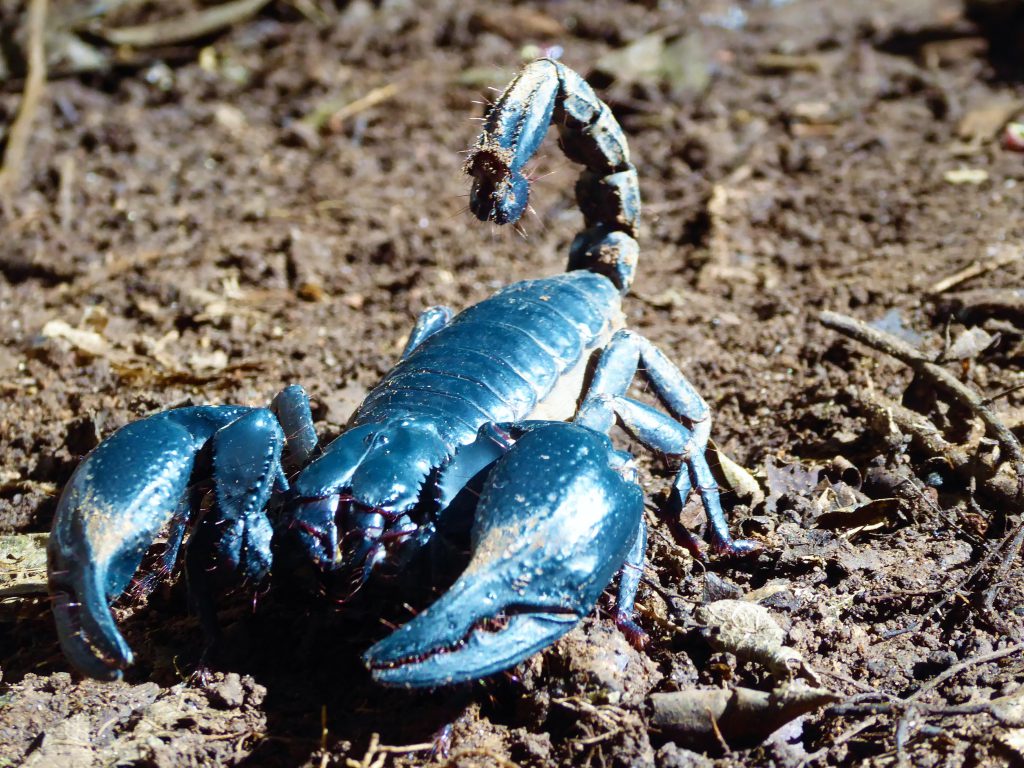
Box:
[695,599,820,684]
[714,444,765,506]
[650,683,839,749]
[957,98,1023,141]
[40,319,110,358]
[0,532,49,598]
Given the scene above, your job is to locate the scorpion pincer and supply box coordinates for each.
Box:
[47,58,760,685]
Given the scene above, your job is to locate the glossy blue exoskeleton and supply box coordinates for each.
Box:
[47,59,759,684]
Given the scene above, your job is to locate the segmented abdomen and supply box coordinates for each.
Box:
[354,271,621,445]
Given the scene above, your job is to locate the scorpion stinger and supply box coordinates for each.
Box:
[466,58,640,292]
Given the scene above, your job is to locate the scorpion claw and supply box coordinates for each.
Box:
[365,423,645,688]
[47,404,290,679]
[49,560,134,680]
[47,416,204,678]
[365,575,579,688]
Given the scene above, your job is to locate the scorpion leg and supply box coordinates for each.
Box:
[576,329,761,557]
[597,393,761,559]
[614,515,649,648]
[271,384,318,473]
[401,306,454,359]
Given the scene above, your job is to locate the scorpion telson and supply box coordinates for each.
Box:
[48,59,760,684]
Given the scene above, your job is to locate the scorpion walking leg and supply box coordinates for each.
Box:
[127,491,199,602]
[614,515,649,648]
[597,394,761,558]
[577,329,760,557]
[401,306,454,359]
[271,384,318,472]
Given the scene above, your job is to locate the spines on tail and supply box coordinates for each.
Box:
[464,58,640,292]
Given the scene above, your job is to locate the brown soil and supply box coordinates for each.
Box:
[2,1,1024,766]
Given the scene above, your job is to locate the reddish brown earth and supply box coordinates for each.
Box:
[2,1,1024,766]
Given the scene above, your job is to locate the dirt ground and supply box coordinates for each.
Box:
[2,0,1024,765]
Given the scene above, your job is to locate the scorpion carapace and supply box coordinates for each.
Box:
[47,58,760,684]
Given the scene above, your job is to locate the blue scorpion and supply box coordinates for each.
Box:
[47,58,759,687]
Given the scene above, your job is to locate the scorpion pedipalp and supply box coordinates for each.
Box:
[365,422,645,688]
[47,388,314,678]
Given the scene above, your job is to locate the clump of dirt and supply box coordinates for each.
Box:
[2,0,1024,766]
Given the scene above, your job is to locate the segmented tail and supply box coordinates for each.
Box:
[465,58,640,292]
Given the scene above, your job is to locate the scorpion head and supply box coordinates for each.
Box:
[288,421,449,595]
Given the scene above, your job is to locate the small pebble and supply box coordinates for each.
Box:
[209,673,245,709]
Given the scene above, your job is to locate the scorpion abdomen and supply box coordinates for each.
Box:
[355,272,622,443]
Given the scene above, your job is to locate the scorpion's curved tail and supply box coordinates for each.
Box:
[465,58,640,292]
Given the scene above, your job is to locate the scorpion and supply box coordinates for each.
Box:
[47,58,760,688]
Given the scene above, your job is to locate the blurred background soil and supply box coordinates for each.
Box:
[1,0,1024,765]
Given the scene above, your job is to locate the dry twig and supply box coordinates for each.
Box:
[934,288,1024,324]
[821,644,1024,762]
[101,0,272,47]
[856,390,1018,508]
[830,643,1024,718]
[819,311,1023,479]
[0,0,48,212]
[929,247,1021,294]
[301,82,403,132]
[820,310,1024,614]
[344,732,437,768]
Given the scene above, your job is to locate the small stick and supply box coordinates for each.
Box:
[328,82,401,131]
[797,715,879,767]
[819,311,1024,485]
[0,0,48,212]
[907,642,1024,703]
[831,700,999,718]
[823,644,1024,762]
[300,82,402,132]
[822,310,1024,608]
[894,704,915,764]
[929,247,1021,294]
[985,521,1024,609]
[855,390,1019,508]
[101,0,272,48]
[936,288,1024,323]
[853,389,1021,630]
